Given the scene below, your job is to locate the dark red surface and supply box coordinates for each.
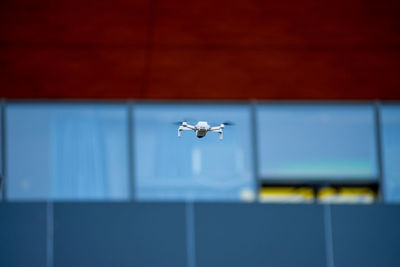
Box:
[1,0,400,99]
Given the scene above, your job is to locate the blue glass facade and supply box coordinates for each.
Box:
[381,105,400,203]
[6,103,129,200]
[0,102,3,200]
[256,105,378,180]
[1,102,399,202]
[133,104,255,201]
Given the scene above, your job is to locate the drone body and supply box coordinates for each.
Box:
[177,121,228,140]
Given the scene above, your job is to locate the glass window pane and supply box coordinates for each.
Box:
[0,103,3,200]
[381,105,400,203]
[133,104,255,201]
[0,102,2,177]
[6,104,129,200]
[257,105,378,180]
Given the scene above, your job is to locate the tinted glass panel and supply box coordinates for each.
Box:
[6,104,129,200]
[331,205,400,267]
[133,104,255,201]
[0,203,47,266]
[195,203,326,267]
[257,105,378,180]
[54,203,187,267]
[381,105,400,202]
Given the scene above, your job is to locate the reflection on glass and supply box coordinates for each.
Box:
[257,105,378,180]
[133,104,254,201]
[381,105,400,203]
[6,104,129,200]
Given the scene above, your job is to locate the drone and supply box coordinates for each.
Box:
[175,121,234,140]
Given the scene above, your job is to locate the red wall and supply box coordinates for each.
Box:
[1,0,400,100]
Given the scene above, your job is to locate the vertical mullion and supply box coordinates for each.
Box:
[323,204,335,267]
[1,100,6,201]
[251,101,260,202]
[185,201,196,267]
[46,201,54,267]
[374,101,385,202]
[127,101,135,201]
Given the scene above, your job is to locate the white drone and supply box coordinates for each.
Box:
[175,120,234,140]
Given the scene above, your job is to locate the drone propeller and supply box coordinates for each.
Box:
[222,121,235,126]
[173,120,235,126]
[172,118,194,125]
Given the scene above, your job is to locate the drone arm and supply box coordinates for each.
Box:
[210,126,222,131]
[178,125,195,137]
[185,124,196,130]
[180,126,194,131]
[209,128,223,140]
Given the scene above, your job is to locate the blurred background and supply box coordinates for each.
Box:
[1,0,400,267]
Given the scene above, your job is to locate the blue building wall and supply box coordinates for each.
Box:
[1,203,400,267]
[1,102,400,266]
